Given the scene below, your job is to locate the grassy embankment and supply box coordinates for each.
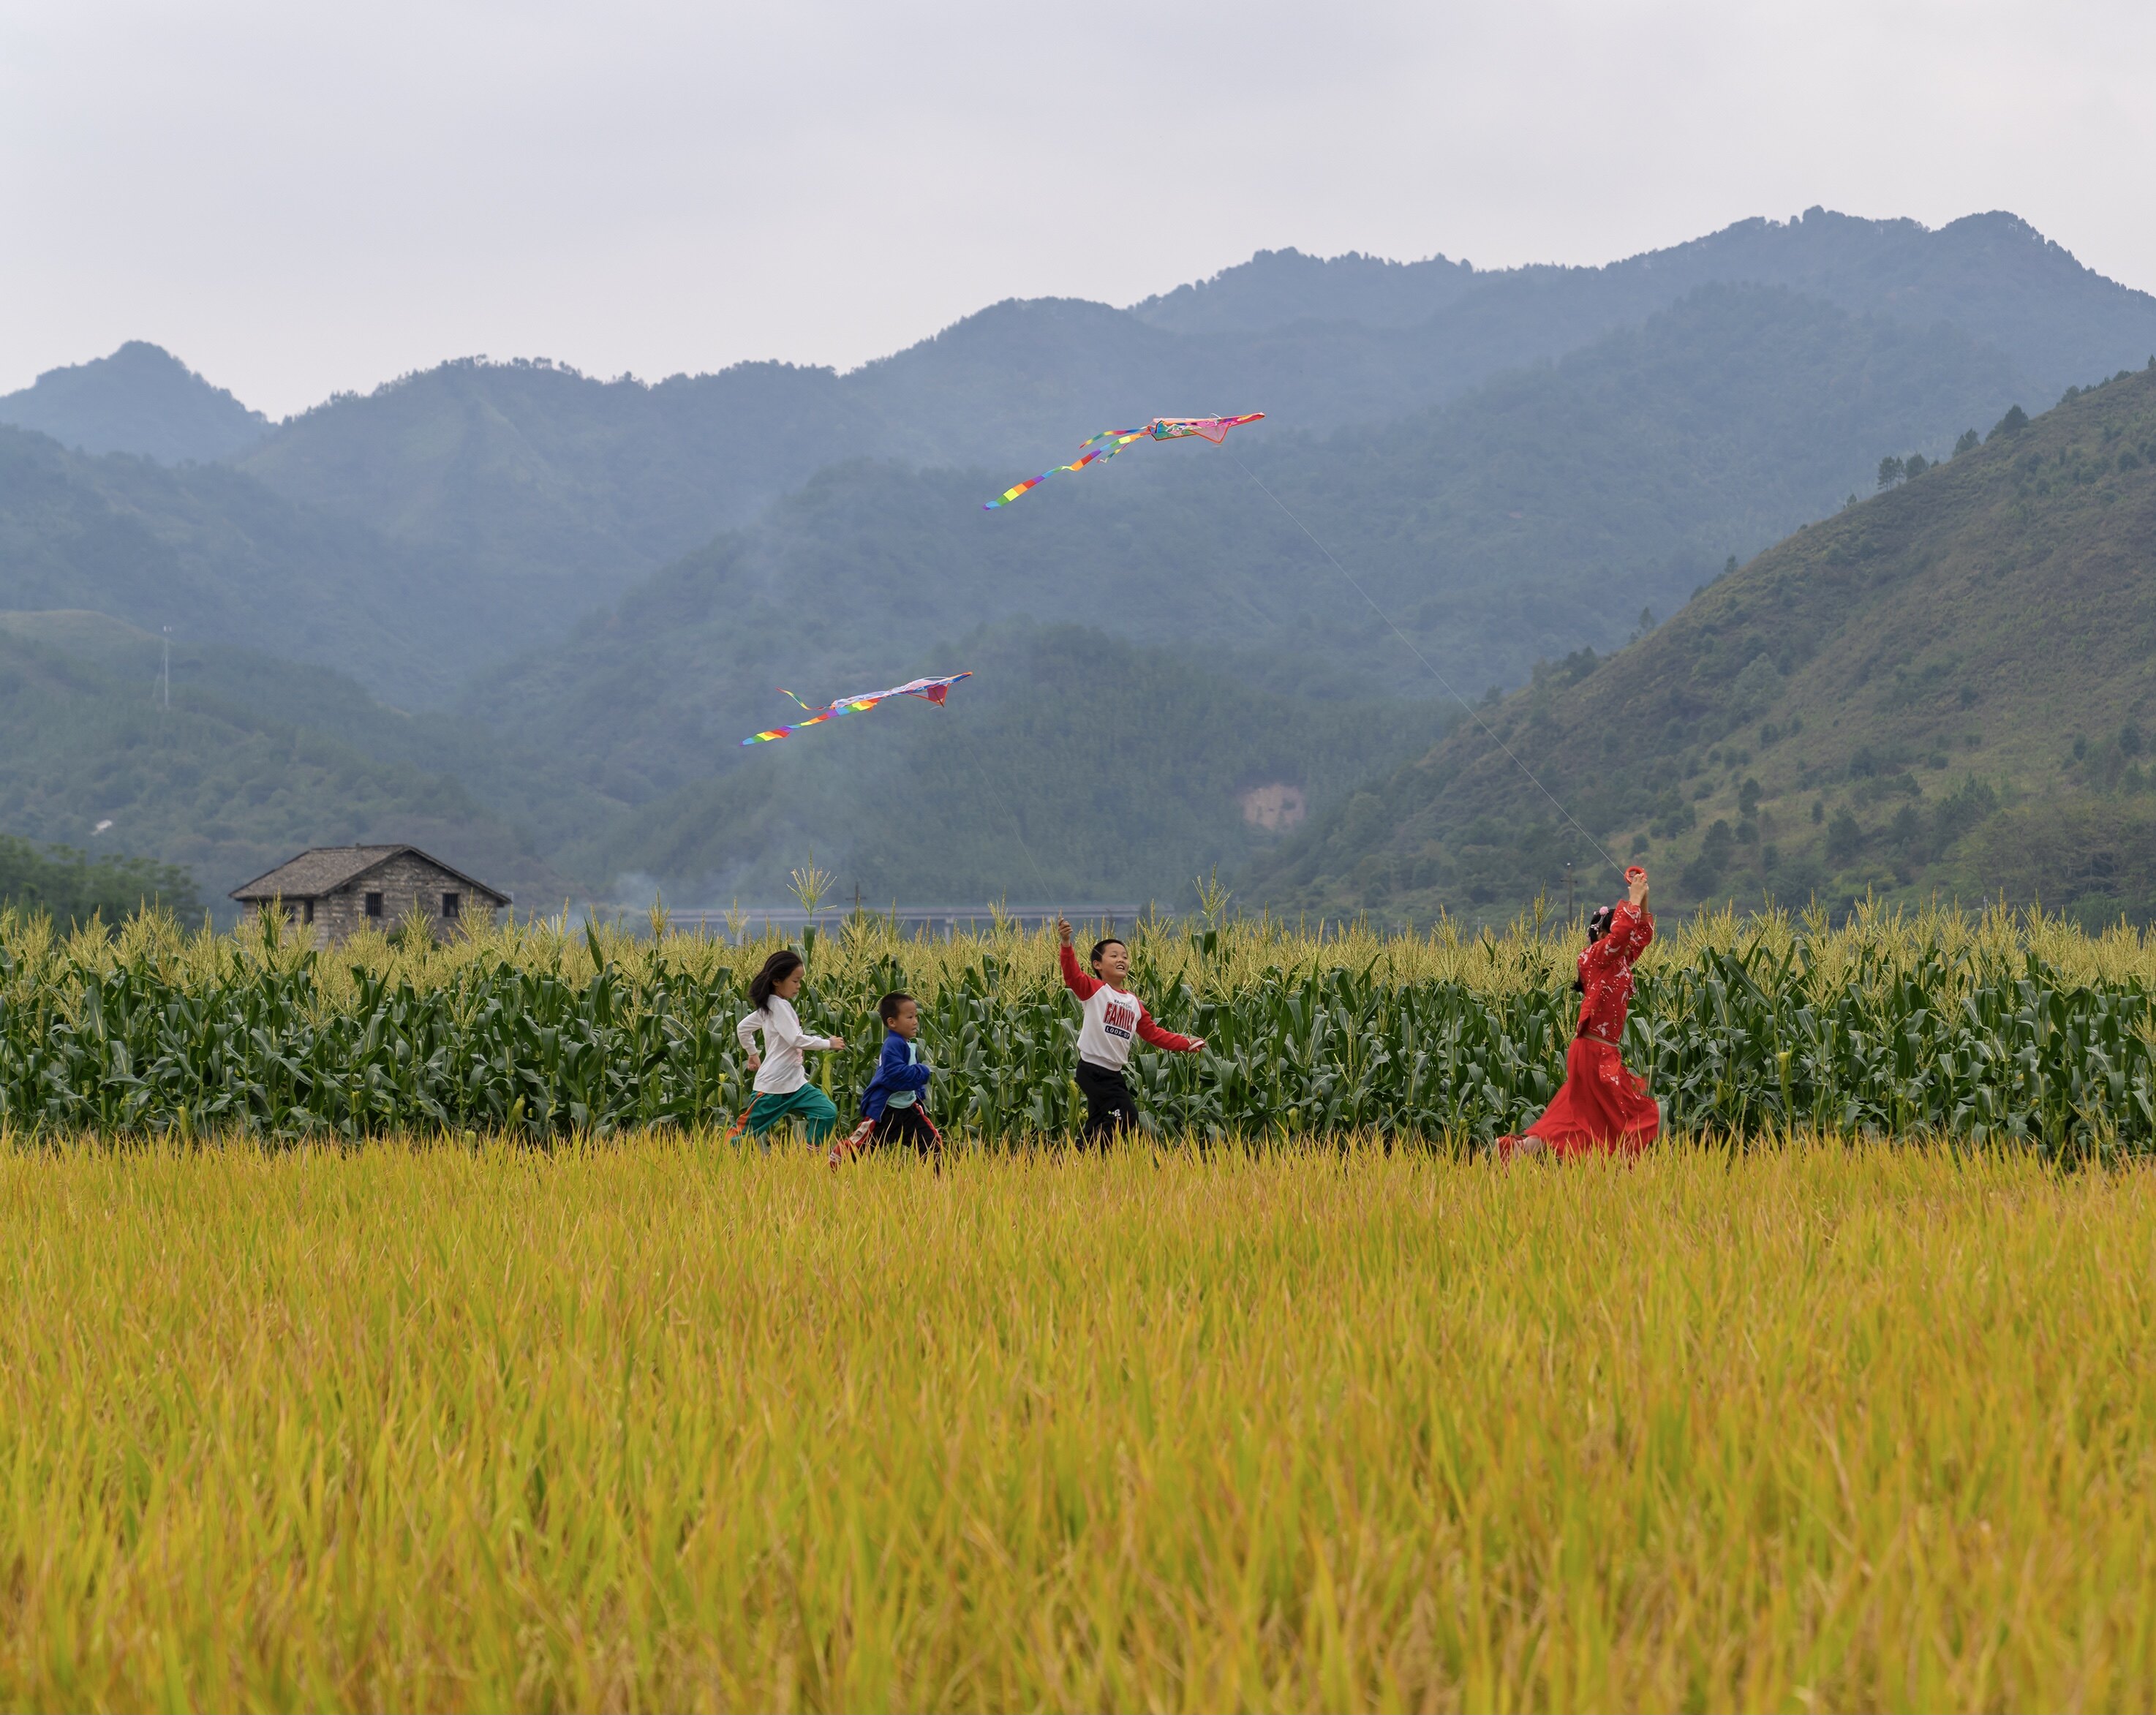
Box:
[1,1137,2152,1711]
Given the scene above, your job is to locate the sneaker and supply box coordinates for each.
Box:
[829,1120,874,1168]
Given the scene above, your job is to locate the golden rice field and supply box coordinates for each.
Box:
[4,1134,2153,1712]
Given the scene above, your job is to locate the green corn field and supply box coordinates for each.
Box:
[1,899,2152,1148]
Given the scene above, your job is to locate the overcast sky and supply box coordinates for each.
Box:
[4,0,2152,418]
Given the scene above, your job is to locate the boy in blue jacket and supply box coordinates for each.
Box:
[835,990,939,1163]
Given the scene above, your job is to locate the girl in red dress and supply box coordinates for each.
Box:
[1498,867,1660,1158]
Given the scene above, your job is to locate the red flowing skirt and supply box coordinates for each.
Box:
[1521,1036,1660,1157]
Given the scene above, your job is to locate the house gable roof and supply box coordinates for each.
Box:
[229,845,511,905]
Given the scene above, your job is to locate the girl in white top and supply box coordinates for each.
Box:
[735,948,845,1144]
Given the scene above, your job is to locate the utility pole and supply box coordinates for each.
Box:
[1565,860,1574,921]
[160,627,170,709]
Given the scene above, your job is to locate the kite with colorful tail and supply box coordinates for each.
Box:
[984,414,1264,508]
[741,673,973,745]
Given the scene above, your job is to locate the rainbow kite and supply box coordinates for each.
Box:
[741,673,973,745]
[984,414,1264,508]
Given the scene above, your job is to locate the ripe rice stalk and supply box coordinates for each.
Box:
[0,1135,2151,1711]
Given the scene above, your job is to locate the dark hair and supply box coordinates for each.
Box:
[749,948,804,1010]
[1574,905,1618,992]
[1089,937,1126,971]
[877,990,914,1025]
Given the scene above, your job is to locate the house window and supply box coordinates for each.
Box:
[302,899,314,925]
[441,892,461,919]
[364,892,383,919]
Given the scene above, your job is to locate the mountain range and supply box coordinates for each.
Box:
[2,208,2153,917]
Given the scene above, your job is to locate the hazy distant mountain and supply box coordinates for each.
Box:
[0,611,570,910]
[225,210,2156,645]
[559,620,1449,906]
[233,356,892,628]
[1250,365,2156,927]
[0,342,269,464]
[1134,211,2156,393]
[0,425,633,709]
[1131,249,1481,333]
[464,284,2027,803]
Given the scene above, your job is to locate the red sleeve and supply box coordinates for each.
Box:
[1610,901,1654,962]
[1058,943,1101,1000]
[1135,1007,1197,1052]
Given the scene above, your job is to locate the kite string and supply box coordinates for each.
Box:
[1225,450,1624,881]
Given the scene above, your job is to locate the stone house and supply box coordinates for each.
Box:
[230,845,510,946]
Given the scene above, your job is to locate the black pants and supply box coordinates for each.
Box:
[871,1103,940,1156]
[1075,1059,1140,1145]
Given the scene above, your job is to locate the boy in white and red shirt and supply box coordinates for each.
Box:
[1056,919,1205,1143]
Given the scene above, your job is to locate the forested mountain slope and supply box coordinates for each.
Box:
[0,426,611,707]
[1131,248,1480,334]
[464,284,2026,798]
[232,211,2156,634]
[1250,364,2156,927]
[1135,210,2156,394]
[554,621,1451,907]
[10,209,2152,913]
[0,832,200,926]
[0,342,268,464]
[235,356,890,629]
[0,611,579,909]
[10,209,2143,726]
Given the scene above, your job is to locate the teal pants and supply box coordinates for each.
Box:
[745,1084,839,1145]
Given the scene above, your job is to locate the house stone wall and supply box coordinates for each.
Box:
[244,853,502,948]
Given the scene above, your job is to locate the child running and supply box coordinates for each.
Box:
[1056,918,1205,1144]
[1497,867,1660,1158]
[735,948,845,1146]
[843,990,940,1161]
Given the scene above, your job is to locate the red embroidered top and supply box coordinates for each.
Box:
[1575,901,1654,1044]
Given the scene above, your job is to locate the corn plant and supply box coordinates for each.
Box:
[0,902,2151,1148]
